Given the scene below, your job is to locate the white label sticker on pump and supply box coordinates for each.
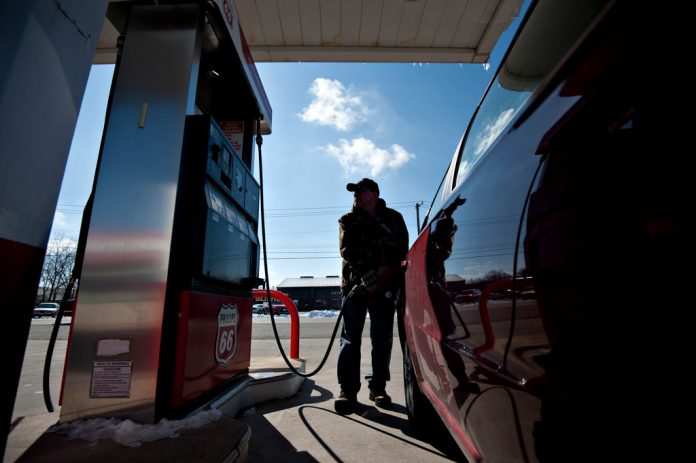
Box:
[96,339,130,356]
[90,361,133,398]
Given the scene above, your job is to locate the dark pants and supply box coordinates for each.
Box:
[337,293,394,396]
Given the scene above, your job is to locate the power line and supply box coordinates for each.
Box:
[265,201,430,214]
[268,250,333,254]
[264,201,429,212]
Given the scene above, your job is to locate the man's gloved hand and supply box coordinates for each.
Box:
[353,267,400,296]
[360,270,379,293]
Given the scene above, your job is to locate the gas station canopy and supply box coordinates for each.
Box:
[95,0,523,64]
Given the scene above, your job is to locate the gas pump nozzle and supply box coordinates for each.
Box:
[360,270,377,288]
[349,270,378,296]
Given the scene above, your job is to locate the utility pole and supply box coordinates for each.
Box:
[415,202,423,233]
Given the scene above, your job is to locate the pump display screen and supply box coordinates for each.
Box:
[203,182,256,283]
[176,116,260,288]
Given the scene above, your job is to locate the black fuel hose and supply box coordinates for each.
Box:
[256,118,347,378]
[42,278,76,412]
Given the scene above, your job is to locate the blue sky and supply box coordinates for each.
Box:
[50,6,526,288]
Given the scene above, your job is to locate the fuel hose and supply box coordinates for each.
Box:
[255,118,347,378]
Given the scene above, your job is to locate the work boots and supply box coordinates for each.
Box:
[368,389,392,409]
[334,390,357,415]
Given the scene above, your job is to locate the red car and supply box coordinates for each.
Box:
[453,289,481,304]
[400,1,681,461]
[265,303,288,315]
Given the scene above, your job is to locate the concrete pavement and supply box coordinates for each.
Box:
[239,338,464,462]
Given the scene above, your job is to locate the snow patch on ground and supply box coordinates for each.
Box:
[48,409,222,448]
[252,310,340,320]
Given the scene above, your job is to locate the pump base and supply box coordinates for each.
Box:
[210,357,306,417]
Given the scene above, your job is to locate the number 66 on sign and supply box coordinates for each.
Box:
[215,303,239,365]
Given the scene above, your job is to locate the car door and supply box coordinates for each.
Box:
[411,1,614,460]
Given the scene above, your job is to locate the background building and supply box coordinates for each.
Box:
[277,276,342,311]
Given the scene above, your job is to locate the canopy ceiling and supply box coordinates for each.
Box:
[95,0,522,64]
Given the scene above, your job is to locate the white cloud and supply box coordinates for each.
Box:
[52,211,68,230]
[325,137,415,176]
[299,78,370,131]
[47,236,77,253]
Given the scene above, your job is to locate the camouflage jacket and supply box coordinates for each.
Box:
[338,198,409,295]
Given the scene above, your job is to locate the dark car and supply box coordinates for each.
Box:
[64,298,75,316]
[400,1,683,461]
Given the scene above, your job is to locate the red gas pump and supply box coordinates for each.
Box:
[59,0,271,423]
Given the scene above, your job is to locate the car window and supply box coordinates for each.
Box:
[453,0,606,189]
[423,160,452,227]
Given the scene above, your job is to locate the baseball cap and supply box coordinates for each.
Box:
[346,178,379,195]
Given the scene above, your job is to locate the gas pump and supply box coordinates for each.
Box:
[165,115,262,411]
[60,0,271,423]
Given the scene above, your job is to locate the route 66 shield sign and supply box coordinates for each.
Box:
[215,303,239,365]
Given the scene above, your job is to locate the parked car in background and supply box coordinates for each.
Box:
[266,303,288,315]
[64,298,75,316]
[453,289,481,304]
[252,303,269,314]
[400,1,682,461]
[33,302,59,318]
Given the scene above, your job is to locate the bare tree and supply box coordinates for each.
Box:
[39,236,77,302]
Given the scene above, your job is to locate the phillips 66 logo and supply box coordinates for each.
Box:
[215,303,239,366]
